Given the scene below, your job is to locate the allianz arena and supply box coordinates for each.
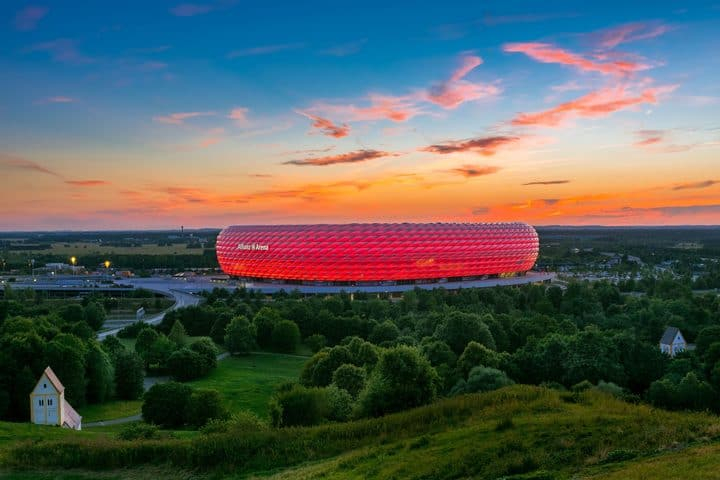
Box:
[215,223,544,290]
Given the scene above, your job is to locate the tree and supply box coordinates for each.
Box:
[45,333,87,406]
[142,381,192,427]
[305,334,326,353]
[224,315,256,355]
[332,363,366,398]
[696,326,720,359]
[434,311,496,354]
[271,320,300,353]
[357,346,440,417]
[186,389,228,428]
[85,341,115,403]
[168,319,188,346]
[190,337,218,371]
[83,302,106,331]
[209,311,232,344]
[325,385,353,422]
[114,350,144,400]
[253,307,282,349]
[135,327,160,368]
[457,341,500,377]
[310,346,353,387]
[58,303,86,325]
[146,335,175,369]
[166,348,209,381]
[368,320,400,345]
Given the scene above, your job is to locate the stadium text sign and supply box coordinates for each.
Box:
[238,243,269,251]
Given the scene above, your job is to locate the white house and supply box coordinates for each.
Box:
[659,327,689,358]
[29,366,82,430]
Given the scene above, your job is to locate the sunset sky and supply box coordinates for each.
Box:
[1,1,719,230]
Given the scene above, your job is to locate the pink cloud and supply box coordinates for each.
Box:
[227,43,304,58]
[311,94,423,123]
[634,129,665,147]
[1,154,60,177]
[153,111,215,125]
[284,149,395,166]
[296,111,350,138]
[503,42,650,76]
[511,85,678,127]
[24,39,93,64]
[425,55,500,109]
[448,165,501,177]
[591,22,671,49]
[422,135,521,156]
[15,6,48,31]
[228,107,249,124]
[65,180,110,187]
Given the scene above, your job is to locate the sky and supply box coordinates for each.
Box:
[1,0,719,230]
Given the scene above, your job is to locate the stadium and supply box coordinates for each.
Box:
[216,222,551,293]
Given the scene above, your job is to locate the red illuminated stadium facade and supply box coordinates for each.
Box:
[215,222,540,288]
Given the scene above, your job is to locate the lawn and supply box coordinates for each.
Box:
[77,400,143,423]
[187,352,307,418]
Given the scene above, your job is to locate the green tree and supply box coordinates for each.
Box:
[368,320,400,345]
[114,350,144,400]
[325,385,353,422]
[168,319,188,346]
[357,346,439,417]
[166,348,209,381]
[142,381,192,427]
[45,333,88,406]
[332,363,366,398]
[271,320,300,353]
[269,384,328,427]
[224,315,256,355]
[310,346,353,387]
[135,327,160,368]
[253,307,282,349]
[85,341,115,403]
[450,366,514,396]
[146,335,175,369]
[186,389,228,428]
[434,311,496,354]
[190,337,218,371]
[457,341,500,377]
[83,302,106,331]
[305,334,327,353]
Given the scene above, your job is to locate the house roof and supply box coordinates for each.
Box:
[42,366,65,394]
[62,398,82,429]
[660,327,681,346]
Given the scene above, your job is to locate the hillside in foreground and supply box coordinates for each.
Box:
[2,385,720,479]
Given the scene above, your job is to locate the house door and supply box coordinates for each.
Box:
[33,397,46,424]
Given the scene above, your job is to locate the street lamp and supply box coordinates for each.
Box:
[104,260,111,279]
[70,256,77,276]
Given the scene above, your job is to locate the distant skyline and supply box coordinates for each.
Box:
[1,1,719,230]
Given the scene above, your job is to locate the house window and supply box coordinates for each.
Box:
[48,399,53,406]
[43,383,47,389]
[39,399,43,406]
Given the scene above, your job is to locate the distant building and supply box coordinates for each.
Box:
[29,366,82,430]
[659,327,692,358]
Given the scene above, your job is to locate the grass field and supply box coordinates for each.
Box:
[4,387,720,479]
[11,242,205,256]
[77,400,143,423]
[187,352,308,418]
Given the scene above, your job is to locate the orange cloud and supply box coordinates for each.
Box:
[425,55,500,109]
[285,149,394,166]
[153,111,215,125]
[311,94,422,122]
[448,165,501,178]
[511,85,677,127]
[296,111,350,138]
[673,180,719,190]
[65,180,110,187]
[523,179,570,186]
[591,22,671,49]
[228,107,249,124]
[503,42,649,76]
[422,135,521,155]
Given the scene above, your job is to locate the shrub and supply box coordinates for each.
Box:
[596,380,624,398]
[271,320,301,353]
[166,348,210,381]
[305,334,327,353]
[325,385,353,422]
[269,384,328,427]
[190,337,219,370]
[357,346,440,418]
[117,423,161,441]
[332,363,366,398]
[186,389,228,428]
[142,382,192,427]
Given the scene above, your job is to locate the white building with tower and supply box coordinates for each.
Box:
[29,366,82,430]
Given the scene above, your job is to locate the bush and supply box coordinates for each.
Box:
[166,348,210,381]
[332,363,366,398]
[457,341,500,377]
[200,410,268,435]
[269,384,328,427]
[325,385,353,422]
[305,334,327,353]
[117,423,161,441]
[450,366,514,396]
[357,346,440,418]
[596,380,624,398]
[142,382,192,427]
[190,337,219,370]
[186,389,228,428]
[271,320,301,353]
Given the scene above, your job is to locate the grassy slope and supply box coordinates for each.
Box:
[4,387,720,479]
[78,400,143,423]
[187,352,308,418]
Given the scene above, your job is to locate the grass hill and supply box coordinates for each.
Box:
[2,386,720,479]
